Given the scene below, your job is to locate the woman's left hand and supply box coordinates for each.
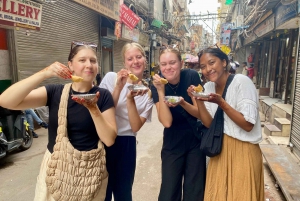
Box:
[71,91,100,110]
[127,81,149,100]
[164,96,184,107]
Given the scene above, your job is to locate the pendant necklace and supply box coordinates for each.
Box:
[167,81,180,94]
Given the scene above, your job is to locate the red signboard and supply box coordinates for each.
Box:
[120,4,140,30]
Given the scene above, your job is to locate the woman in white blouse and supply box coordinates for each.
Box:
[189,47,264,201]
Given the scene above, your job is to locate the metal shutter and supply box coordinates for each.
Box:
[14,1,99,86]
[291,37,300,159]
[113,40,127,72]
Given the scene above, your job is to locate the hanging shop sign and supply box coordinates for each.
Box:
[220,23,232,46]
[120,4,140,30]
[73,0,119,21]
[0,0,42,30]
[275,1,297,28]
[254,15,274,38]
[121,23,139,42]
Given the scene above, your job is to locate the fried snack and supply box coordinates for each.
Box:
[71,75,84,82]
[194,84,203,93]
[160,78,168,84]
[129,73,139,81]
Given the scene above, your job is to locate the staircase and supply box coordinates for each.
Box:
[264,118,291,137]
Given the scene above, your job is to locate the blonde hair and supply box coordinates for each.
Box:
[121,42,146,62]
[159,48,182,62]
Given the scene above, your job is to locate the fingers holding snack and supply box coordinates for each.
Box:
[40,62,72,79]
[160,78,168,84]
[152,74,167,91]
[129,73,139,81]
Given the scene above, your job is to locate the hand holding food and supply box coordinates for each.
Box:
[71,75,84,82]
[129,73,139,81]
[39,62,72,79]
[72,92,100,109]
[160,78,168,84]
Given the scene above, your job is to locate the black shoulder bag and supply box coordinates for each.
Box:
[199,74,235,157]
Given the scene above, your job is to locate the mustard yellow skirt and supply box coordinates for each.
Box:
[204,134,264,201]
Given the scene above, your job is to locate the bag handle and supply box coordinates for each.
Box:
[56,83,72,142]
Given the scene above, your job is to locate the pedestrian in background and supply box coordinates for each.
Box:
[24,108,48,138]
[242,62,248,76]
[100,42,153,201]
[0,41,117,201]
[190,47,264,200]
[151,47,206,201]
[247,63,255,81]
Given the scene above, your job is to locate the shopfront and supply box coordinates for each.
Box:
[0,0,43,92]
[290,0,300,160]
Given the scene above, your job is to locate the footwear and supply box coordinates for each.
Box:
[32,131,38,138]
[39,122,48,129]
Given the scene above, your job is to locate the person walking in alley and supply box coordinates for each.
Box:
[190,47,264,200]
[241,61,248,76]
[100,42,153,201]
[247,63,255,81]
[24,108,48,138]
[151,47,206,201]
[0,41,117,201]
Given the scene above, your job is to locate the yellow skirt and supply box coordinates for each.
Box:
[204,134,264,201]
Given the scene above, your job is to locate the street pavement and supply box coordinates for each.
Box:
[0,107,286,201]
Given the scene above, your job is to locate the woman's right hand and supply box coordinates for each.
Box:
[39,62,72,79]
[115,69,129,90]
[152,74,165,92]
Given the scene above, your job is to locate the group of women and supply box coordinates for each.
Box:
[0,41,264,201]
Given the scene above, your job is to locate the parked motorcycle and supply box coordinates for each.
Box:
[0,106,33,159]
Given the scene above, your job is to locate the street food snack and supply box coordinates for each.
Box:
[129,73,138,81]
[71,75,83,82]
[160,78,168,84]
[164,96,180,104]
[194,84,203,93]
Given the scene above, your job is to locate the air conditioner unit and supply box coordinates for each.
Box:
[236,15,244,27]
[138,18,144,30]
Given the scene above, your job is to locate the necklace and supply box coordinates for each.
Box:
[167,81,180,94]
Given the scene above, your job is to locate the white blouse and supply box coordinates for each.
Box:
[204,74,262,144]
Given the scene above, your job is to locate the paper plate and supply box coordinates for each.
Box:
[164,96,181,104]
[72,94,96,100]
[191,92,210,98]
[127,84,148,92]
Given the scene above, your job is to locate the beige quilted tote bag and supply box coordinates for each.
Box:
[45,83,108,201]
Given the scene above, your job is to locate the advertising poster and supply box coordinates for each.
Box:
[220,23,232,45]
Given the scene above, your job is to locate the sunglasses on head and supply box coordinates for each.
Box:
[70,41,98,52]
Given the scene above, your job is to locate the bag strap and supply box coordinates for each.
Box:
[56,83,72,142]
[221,74,235,99]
